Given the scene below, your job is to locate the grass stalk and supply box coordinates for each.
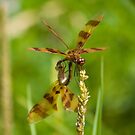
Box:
[92,57,104,135]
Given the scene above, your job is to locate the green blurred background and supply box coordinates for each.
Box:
[0,0,135,135]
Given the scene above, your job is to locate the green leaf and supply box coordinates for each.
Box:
[27,85,37,135]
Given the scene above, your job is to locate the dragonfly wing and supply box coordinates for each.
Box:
[76,16,103,49]
[60,86,78,112]
[42,20,69,49]
[27,81,61,123]
[79,47,106,54]
[29,47,66,56]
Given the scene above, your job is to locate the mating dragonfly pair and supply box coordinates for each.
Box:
[27,16,105,123]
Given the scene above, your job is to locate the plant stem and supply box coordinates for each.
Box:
[0,2,13,135]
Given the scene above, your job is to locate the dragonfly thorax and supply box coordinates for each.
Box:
[66,50,85,65]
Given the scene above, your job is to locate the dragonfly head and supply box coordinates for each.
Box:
[76,58,85,66]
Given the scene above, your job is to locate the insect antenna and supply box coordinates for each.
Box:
[42,20,69,49]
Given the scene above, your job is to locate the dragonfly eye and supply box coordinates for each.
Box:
[77,58,85,65]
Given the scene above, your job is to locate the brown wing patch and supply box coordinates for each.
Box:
[55,90,60,94]
[69,93,74,100]
[65,100,71,108]
[62,93,66,102]
[86,20,100,26]
[28,102,49,123]
[79,31,91,39]
[45,95,54,104]
[76,16,103,49]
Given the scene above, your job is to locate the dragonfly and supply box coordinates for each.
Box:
[29,16,106,85]
[28,16,106,123]
[27,63,78,123]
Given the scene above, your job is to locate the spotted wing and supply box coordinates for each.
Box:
[60,86,78,112]
[29,47,66,56]
[78,47,106,54]
[27,81,61,123]
[76,16,103,49]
